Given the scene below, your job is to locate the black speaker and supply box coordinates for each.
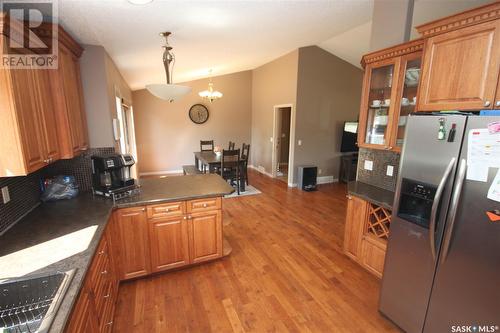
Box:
[297,166,317,191]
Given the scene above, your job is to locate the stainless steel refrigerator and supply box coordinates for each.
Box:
[379,114,500,333]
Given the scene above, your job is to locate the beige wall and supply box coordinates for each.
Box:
[79,45,133,149]
[250,50,299,174]
[295,46,363,182]
[80,45,114,147]
[133,70,252,174]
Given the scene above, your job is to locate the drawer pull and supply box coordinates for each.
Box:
[104,294,110,298]
[202,203,207,208]
[106,321,113,326]
[101,270,108,275]
[98,250,105,255]
[165,208,170,212]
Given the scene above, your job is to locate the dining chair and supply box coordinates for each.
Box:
[200,140,214,152]
[241,143,250,185]
[220,149,241,195]
[228,141,235,150]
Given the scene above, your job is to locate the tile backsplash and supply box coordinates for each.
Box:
[0,147,114,234]
[357,148,400,191]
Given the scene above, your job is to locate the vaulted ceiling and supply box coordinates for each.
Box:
[58,0,373,90]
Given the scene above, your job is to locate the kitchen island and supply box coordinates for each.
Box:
[0,174,234,333]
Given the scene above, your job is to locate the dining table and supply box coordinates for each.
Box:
[194,151,246,192]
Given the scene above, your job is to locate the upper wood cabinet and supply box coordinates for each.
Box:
[0,24,88,176]
[358,40,424,152]
[0,63,61,176]
[416,2,500,111]
[51,41,89,157]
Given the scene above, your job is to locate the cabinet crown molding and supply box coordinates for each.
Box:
[361,39,424,67]
[416,1,500,38]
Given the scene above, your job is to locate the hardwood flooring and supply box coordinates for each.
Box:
[113,170,399,332]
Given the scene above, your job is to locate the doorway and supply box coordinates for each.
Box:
[272,104,295,186]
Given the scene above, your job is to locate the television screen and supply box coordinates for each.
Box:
[340,121,359,152]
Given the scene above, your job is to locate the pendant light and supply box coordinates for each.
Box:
[199,69,223,102]
[146,32,191,102]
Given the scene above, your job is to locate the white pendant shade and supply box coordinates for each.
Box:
[146,84,192,102]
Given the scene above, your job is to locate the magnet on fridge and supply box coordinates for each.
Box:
[486,210,500,222]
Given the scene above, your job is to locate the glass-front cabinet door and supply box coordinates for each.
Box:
[390,52,422,152]
[359,59,400,149]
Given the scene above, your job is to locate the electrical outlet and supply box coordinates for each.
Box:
[2,186,10,204]
[386,165,394,177]
[364,160,373,171]
[298,140,302,146]
[318,169,322,175]
[270,137,273,142]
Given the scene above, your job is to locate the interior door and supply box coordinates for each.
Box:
[423,116,500,332]
[379,115,467,333]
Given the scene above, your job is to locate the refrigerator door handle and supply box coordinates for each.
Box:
[440,158,467,264]
[429,157,456,261]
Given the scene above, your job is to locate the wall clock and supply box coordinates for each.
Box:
[189,104,209,124]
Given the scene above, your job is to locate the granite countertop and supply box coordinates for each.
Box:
[347,181,395,210]
[0,174,234,333]
[117,174,234,208]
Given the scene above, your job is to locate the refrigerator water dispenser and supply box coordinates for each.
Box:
[397,178,438,229]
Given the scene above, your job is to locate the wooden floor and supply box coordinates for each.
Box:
[113,170,399,332]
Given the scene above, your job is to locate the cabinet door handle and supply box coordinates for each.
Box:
[101,270,108,275]
[484,100,491,107]
[387,146,393,150]
[104,294,110,298]
[188,215,192,219]
[106,321,113,326]
[165,208,170,212]
[98,250,105,255]
[141,208,146,212]
[346,195,352,200]
[495,101,500,107]
[202,203,207,208]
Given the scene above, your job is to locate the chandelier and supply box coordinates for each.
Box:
[146,32,191,102]
[199,70,223,102]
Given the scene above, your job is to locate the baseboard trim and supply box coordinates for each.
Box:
[317,176,338,184]
[248,165,273,178]
[139,169,183,176]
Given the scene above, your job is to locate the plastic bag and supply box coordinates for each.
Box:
[41,176,79,202]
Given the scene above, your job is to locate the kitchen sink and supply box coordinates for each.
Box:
[0,269,75,333]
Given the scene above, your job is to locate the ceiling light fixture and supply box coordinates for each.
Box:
[127,0,154,5]
[199,69,223,102]
[146,32,191,102]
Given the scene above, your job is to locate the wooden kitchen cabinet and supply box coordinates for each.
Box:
[149,216,190,272]
[358,39,424,152]
[343,195,368,260]
[343,195,392,278]
[417,18,500,111]
[0,24,88,176]
[51,42,89,157]
[66,223,118,333]
[112,207,151,280]
[65,291,99,333]
[189,210,223,264]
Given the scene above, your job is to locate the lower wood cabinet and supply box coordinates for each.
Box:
[149,216,190,272]
[189,210,223,264]
[66,223,118,333]
[112,206,151,280]
[343,195,391,278]
[113,197,224,280]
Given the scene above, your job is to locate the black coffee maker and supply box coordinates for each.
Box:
[91,154,137,199]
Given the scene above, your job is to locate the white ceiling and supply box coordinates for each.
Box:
[58,0,374,90]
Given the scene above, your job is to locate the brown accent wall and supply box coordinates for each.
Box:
[295,46,363,182]
[132,70,252,174]
[251,50,299,174]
